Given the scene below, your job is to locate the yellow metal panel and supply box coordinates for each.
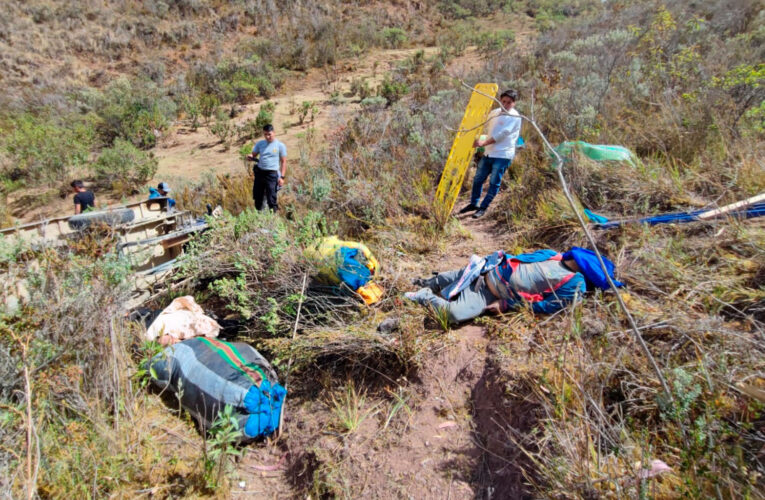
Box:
[434,83,499,220]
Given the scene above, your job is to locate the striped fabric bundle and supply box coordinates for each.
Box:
[150,337,286,440]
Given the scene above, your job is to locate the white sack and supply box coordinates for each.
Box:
[145,296,221,345]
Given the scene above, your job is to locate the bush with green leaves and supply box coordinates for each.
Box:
[188,57,282,105]
[438,0,514,19]
[382,27,407,49]
[297,101,318,124]
[360,96,388,111]
[350,78,374,100]
[474,28,515,52]
[210,114,233,147]
[86,77,177,149]
[179,208,359,334]
[256,101,275,129]
[377,76,409,104]
[92,138,158,194]
[181,95,201,130]
[203,405,243,490]
[198,93,220,125]
[1,113,95,186]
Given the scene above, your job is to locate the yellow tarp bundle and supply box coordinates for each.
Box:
[304,236,379,284]
[304,236,382,305]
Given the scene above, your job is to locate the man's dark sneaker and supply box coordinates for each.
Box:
[472,209,487,219]
[458,203,478,214]
[411,277,427,287]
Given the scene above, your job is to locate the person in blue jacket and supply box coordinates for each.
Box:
[404,247,622,323]
[148,181,176,209]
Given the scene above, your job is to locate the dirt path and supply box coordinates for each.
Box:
[166,14,536,496]
[229,201,516,497]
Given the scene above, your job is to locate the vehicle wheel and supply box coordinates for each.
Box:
[68,208,135,230]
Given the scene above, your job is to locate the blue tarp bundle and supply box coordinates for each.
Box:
[149,338,286,441]
[594,201,765,229]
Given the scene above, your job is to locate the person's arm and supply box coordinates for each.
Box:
[477,115,518,148]
[474,108,501,148]
[278,150,287,186]
[531,274,586,314]
[246,143,259,161]
[474,136,496,148]
[74,202,82,215]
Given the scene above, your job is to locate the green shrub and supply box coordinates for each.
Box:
[188,58,282,105]
[181,95,201,130]
[210,116,233,147]
[474,28,515,52]
[438,0,515,19]
[237,120,259,144]
[382,27,407,48]
[220,70,276,102]
[261,101,276,114]
[1,113,94,185]
[203,405,243,490]
[255,104,274,130]
[298,101,318,124]
[198,93,220,125]
[350,78,373,99]
[377,77,409,104]
[89,77,176,149]
[360,96,387,111]
[93,138,158,194]
[238,102,275,143]
[438,1,472,19]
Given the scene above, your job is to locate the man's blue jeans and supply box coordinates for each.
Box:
[471,156,512,209]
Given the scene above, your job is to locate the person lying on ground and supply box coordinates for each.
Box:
[404,247,622,323]
[148,181,177,209]
[71,179,95,214]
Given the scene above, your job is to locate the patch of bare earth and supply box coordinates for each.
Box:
[229,193,532,497]
[231,324,491,498]
[152,47,441,185]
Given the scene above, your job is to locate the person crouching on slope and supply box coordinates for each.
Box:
[71,180,95,214]
[148,181,177,209]
[404,247,623,324]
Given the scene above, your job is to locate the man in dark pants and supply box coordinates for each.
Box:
[247,124,287,211]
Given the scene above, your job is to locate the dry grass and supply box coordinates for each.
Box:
[466,216,765,497]
[0,243,217,498]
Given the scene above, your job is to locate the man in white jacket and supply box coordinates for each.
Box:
[459,89,522,218]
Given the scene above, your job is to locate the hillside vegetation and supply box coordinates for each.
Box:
[1,0,764,498]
